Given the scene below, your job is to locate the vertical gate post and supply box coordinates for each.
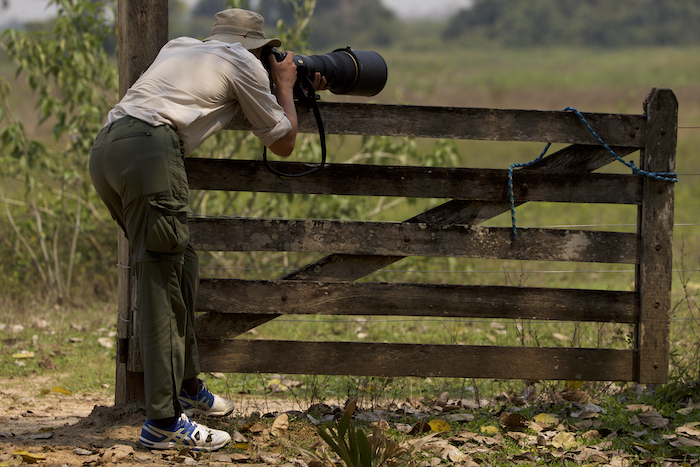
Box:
[636,88,677,383]
[114,0,168,406]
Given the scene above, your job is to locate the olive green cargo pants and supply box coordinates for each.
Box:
[89,116,200,420]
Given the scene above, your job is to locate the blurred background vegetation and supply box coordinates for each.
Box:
[1,0,700,393]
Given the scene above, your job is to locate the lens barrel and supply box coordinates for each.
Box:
[294,47,387,97]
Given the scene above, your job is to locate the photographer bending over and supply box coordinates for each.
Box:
[89,9,327,451]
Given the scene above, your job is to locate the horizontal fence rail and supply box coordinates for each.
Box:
[196,339,635,382]
[195,279,638,323]
[189,218,638,263]
[226,102,648,146]
[186,159,643,204]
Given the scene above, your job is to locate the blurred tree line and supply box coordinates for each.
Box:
[14,0,697,53]
[444,0,700,47]
[172,0,399,51]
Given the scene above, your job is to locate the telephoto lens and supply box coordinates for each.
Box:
[266,46,388,97]
[294,47,387,96]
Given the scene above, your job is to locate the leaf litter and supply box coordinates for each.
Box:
[2,378,700,465]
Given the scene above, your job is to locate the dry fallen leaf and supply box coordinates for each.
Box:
[102,444,133,463]
[636,409,669,429]
[11,351,34,359]
[97,337,114,348]
[271,413,289,437]
[243,422,266,434]
[670,437,700,448]
[12,450,46,464]
[428,419,451,433]
[499,412,527,429]
[534,413,558,426]
[267,378,289,393]
[561,388,589,403]
[565,380,584,390]
[676,424,700,437]
[409,420,432,434]
[0,455,23,466]
[481,425,499,435]
[425,440,470,463]
[551,432,578,450]
[573,446,609,463]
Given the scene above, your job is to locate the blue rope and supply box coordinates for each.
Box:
[508,142,551,239]
[508,107,678,239]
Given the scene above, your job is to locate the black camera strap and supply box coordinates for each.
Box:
[263,73,326,179]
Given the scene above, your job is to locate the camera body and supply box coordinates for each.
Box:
[263,46,387,98]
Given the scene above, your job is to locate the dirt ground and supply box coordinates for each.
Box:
[0,375,307,466]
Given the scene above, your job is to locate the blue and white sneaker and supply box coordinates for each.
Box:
[138,413,231,451]
[179,380,235,417]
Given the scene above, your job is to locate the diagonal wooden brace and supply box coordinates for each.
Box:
[195,143,637,339]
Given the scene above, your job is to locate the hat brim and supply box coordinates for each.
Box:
[204,34,281,50]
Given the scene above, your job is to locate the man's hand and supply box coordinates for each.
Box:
[267,53,328,158]
[312,72,329,91]
[269,51,297,92]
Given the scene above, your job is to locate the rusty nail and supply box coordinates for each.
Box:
[654,302,660,308]
[281,295,288,302]
[655,244,662,251]
[404,236,411,243]
[521,183,528,191]
[660,128,667,136]
[629,131,636,138]
[653,362,659,369]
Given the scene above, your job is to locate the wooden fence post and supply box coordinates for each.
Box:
[636,88,677,383]
[114,0,168,406]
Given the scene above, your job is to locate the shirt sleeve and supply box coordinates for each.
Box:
[232,56,292,148]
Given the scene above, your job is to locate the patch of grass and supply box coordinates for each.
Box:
[0,302,116,395]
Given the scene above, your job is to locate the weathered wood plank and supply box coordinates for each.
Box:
[195,279,636,323]
[225,103,646,147]
[190,217,637,263]
[186,159,642,204]
[636,89,677,384]
[197,339,634,381]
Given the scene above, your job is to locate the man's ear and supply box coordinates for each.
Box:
[250,47,263,59]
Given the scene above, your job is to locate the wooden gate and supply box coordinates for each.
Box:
[181,89,676,386]
[114,2,676,405]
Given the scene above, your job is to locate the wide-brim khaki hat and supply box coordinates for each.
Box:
[203,9,281,50]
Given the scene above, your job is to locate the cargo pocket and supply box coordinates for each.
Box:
[145,196,190,254]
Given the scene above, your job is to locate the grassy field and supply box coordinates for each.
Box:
[1,44,700,399]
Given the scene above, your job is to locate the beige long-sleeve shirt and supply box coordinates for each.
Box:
[106,37,292,156]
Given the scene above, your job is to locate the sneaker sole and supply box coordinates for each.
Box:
[183,407,234,418]
[138,437,229,452]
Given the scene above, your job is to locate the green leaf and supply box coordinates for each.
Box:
[356,429,373,467]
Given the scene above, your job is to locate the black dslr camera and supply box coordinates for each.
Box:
[260,46,387,178]
[262,46,388,100]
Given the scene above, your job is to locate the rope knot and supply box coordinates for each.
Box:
[508,107,678,239]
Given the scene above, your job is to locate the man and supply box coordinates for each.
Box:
[89,9,326,451]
